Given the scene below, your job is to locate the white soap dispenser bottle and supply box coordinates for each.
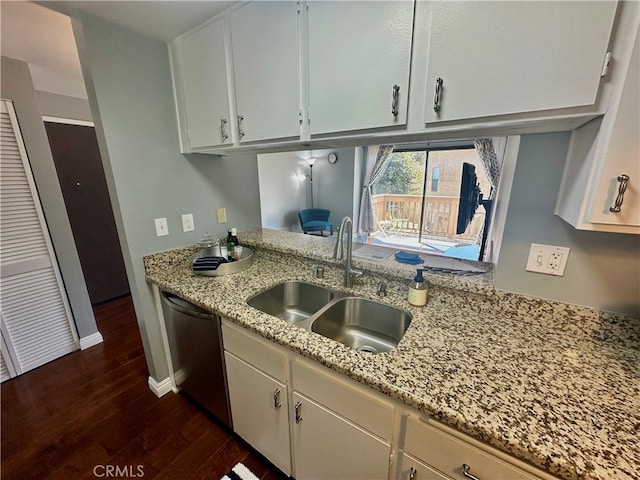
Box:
[408,268,428,307]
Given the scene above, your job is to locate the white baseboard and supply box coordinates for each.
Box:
[79,331,104,350]
[148,376,174,397]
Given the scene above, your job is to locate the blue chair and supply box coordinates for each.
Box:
[298,209,333,236]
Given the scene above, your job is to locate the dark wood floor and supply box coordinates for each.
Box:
[1,296,287,480]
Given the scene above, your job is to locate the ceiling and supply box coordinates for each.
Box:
[1,1,235,99]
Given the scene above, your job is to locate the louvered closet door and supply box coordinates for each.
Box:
[0,99,78,380]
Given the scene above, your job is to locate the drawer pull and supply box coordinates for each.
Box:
[462,464,480,480]
[273,389,281,410]
[408,467,417,480]
[433,77,444,112]
[295,401,302,423]
[391,84,400,117]
[610,174,630,213]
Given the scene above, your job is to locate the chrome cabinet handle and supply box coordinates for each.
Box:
[273,389,281,410]
[238,115,245,139]
[220,118,228,141]
[610,174,630,213]
[295,401,302,423]
[462,464,480,480]
[408,467,417,480]
[433,77,444,112]
[391,84,400,116]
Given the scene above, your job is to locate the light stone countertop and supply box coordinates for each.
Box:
[144,228,639,480]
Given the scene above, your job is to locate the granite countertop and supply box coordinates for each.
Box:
[144,228,639,480]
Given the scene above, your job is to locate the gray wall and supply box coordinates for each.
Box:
[258,148,356,231]
[0,56,98,339]
[73,15,261,381]
[495,132,640,317]
[35,91,92,122]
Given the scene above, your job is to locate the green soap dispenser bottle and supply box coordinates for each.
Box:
[408,268,428,307]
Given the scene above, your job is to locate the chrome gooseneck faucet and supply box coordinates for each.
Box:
[333,216,362,288]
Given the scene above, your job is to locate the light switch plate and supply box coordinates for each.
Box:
[154,217,169,237]
[525,243,570,276]
[181,213,194,232]
[217,207,227,224]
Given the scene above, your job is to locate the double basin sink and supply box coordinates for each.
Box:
[247,281,412,354]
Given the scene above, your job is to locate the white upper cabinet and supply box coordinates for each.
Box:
[173,18,231,149]
[229,1,301,143]
[307,1,414,135]
[556,7,640,234]
[423,1,618,124]
[586,27,639,228]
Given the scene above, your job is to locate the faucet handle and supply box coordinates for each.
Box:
[377,282,387,297]
[315,265,325,279]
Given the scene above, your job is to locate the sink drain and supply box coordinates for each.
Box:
[356,345,378,354]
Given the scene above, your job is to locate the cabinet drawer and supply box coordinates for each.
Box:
[400,452,449,480]
[222,321,286,382]
[292,360,393,441]
[405,417,541,480]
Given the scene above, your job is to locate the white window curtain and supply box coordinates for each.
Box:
[473,137,506,198]
[358,145,394,234]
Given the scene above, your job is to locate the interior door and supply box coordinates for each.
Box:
[0,100,79,380]
[44,121,129,304]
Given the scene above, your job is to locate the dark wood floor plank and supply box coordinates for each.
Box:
[1,296,285,480]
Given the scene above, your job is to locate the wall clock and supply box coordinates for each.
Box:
[328,153,338,164]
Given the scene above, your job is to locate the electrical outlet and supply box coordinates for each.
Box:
[154,217,169,237]
[181,213,195,232]
[525,243,570,276]
[217,207,227,224]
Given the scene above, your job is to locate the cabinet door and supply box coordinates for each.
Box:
[175,18,231,149]
[405,417,539,480]
[225,352,291,475]
[307,0,414,135]
[229,1,300,143]
[424,1,617,124]
[588,27,640,227]
[292,392,390,480]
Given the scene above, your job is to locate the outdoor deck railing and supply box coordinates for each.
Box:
[372,194,480,240]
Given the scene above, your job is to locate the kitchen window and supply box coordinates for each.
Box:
[370,143,495,261]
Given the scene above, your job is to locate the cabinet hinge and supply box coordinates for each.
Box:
[299,110,303,124]
[601,51,613,77]
[296,1,301,13]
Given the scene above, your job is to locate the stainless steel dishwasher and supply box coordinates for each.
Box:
[161,291,232,428]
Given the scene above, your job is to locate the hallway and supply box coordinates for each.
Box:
[1,296,285,480]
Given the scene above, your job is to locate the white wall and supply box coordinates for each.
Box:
[495,132,640,317]
[258,148,356,231]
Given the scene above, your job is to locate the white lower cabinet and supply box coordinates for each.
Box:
[292,392,390,480]
[291,360,393,479]
[224,352,291,475]
[221,320,557,480]
[222,322,291,475]
[403,416,551,480]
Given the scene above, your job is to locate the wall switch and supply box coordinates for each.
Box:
[525,243,570,276]
[217,207,227,224]
[181,213,195,232]
[154,217,169,237]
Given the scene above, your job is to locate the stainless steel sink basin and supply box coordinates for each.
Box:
[311,297,411,353]
[247,281,411,353]
[247,281,335,325]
